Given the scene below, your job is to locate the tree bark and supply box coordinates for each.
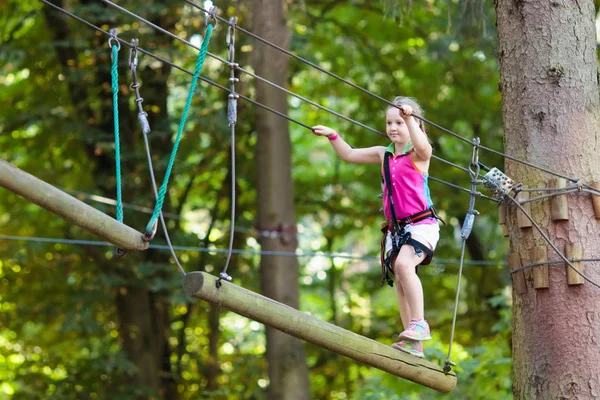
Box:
[496,1,600,398]
[252,1,311,399]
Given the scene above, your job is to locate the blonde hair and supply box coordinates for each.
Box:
[386,96,430,152]
[387,96,426,132]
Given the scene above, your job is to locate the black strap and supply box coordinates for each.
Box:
[383,152,402,235]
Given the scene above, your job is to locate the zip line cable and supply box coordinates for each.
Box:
[39,0,489,201]
[0,234,507,266]
[100,0,477,182]
[183,0,600,192]
[97,0,593,204]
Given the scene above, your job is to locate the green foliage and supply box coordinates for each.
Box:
[0,0,512,399]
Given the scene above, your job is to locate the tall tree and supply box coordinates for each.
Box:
[252,0,311,398]
[496,1,600,398]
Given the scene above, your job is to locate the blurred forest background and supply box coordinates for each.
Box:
[0,0,517,399]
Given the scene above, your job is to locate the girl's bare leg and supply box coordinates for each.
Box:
[393,245,427,321]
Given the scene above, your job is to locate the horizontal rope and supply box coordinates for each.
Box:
[0,234,506,266]
[511,258,600,274]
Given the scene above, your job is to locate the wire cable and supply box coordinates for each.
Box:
[0,234,507,266]
[183,0,600,191]
[39,0,486,202]
[504,194,600,289]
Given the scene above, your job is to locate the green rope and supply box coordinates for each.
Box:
[111,44,124,223]
[146,23,214,234]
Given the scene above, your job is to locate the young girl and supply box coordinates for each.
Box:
[312,96,441,359]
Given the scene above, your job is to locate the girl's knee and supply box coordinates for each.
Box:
[393,257,416,278]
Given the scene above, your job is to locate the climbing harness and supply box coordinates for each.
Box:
[216,16,239,288]
[379,151,445,287]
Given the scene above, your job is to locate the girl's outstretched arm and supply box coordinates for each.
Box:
[312,125,384,164]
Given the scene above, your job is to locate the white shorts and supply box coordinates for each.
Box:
[385,222,440,257]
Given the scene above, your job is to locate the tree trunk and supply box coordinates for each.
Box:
[252,1,311,399]
[496,1,600,398]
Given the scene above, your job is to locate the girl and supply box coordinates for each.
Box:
[312,96,442,359]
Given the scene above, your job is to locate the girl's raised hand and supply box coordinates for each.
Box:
[312,125,337,138]
[398,105,413,119]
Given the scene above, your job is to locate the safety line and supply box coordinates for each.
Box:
[0,234,507,266]
[101,0,587,199]
[182,0,600,191]
[510,258,600,274]
[39,1,488,202]
[101,0,478,179]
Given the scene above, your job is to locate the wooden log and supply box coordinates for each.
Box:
[184,271,457,393]
[592,183,600,219]
[516,191,533,228]
[0,159,148,251]
[550,178,568,221]
[498,201,509,237]
[565,242,584,285]
[509,253,527,294]
[533,246,549,289]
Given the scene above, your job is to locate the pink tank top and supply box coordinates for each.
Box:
[381,149,436,225]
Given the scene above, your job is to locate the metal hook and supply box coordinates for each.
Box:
[107,28,121,52]
[206,6,218,28]
[216,271,233,288]
[128,38,139,70]
[226,17,238,45]
[468,137,481,180]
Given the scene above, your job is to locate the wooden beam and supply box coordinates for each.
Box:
[550,178,568,221]
[0,159,148,252]
[565,242,584,285]
[532,246,549,289]
[184,271,457,393]
[516,191,533,228]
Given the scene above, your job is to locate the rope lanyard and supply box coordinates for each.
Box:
[128,38,186,276]
[145,17,215,236]
[108,28,124,224]
[444,138,481,374]
[217,17,239,288]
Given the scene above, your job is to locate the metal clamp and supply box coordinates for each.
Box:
[216,271,233,288]
[482,168,515,198]
[128,38,139,70]
[108,28,121,58]
[128,38,150,134]
[206,6,218,28]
